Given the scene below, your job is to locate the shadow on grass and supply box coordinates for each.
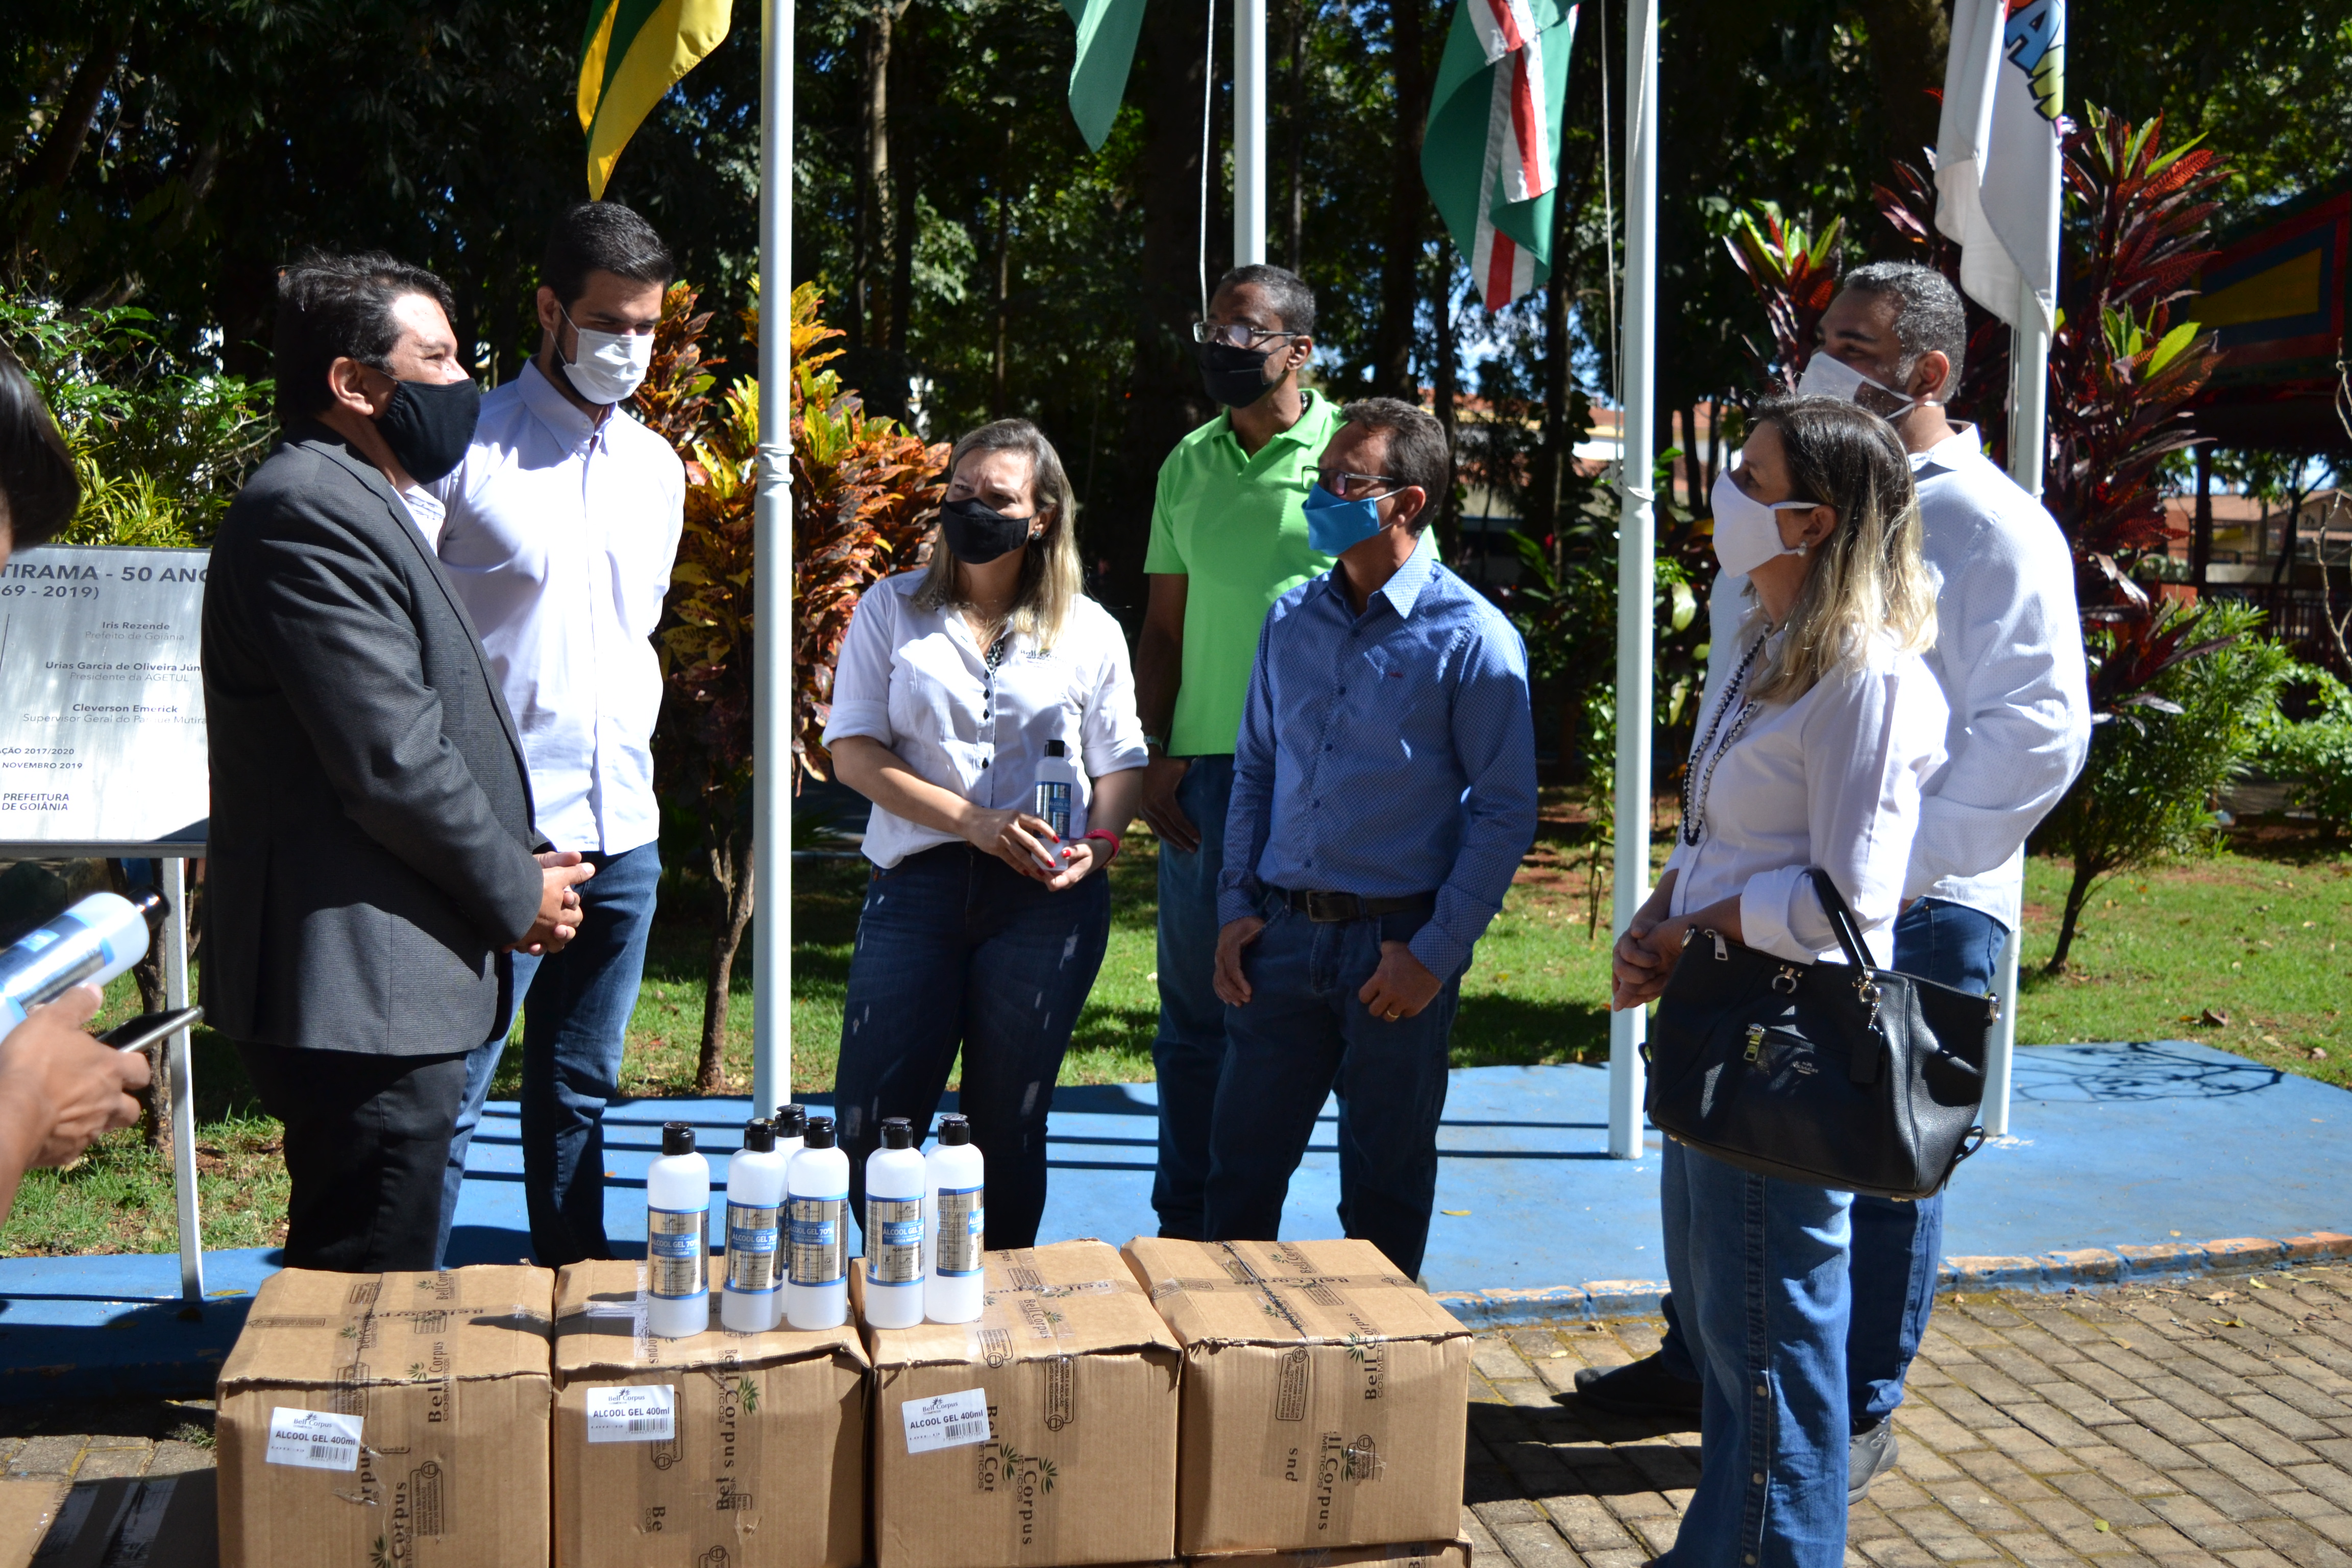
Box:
[1451,991,1611,1068]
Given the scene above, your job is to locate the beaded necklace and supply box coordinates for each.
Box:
[1678,632,1768,847]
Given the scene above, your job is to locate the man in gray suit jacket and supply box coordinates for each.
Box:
[203,252,595,1271]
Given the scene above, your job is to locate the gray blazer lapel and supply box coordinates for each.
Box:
[297,432,537,788]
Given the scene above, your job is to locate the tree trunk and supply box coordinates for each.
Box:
[696,823,756,1093]
[2045,857,2097,974]
[851,1,897,354]
[1105,0,1217,618]
[1432,264,1460,562]
[16,25,122,198]
[1370,0,1428,398]
[992,125,1013,420]
[1285,0,1309,271]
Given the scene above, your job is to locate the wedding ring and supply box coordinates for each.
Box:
[1385,1008,1402,1021]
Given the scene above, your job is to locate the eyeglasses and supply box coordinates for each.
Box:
[1192,322,1303,349]
[1317,472,1402,500]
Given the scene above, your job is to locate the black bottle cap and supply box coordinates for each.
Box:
[772,1104,807,1137]
[1044,739,1066,757]
[742,1119,775,1153]
[880,1117,914,1150]
[662,1122,696,1157]
[803,1117,838,1149]
[937,1115,973,1146]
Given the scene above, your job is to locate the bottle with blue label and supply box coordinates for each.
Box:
[924,1114,985,1324]
[1031,740,1084,866]
[0,889,162,1032]
[721,1117,788,1332]
[862,1117,926,1329]
[645,1122,710,1338]
[787,1117,850,1331]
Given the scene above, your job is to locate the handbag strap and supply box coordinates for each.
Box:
[1804,868,1877,974]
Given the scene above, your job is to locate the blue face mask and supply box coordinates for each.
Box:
[1304,483,1392,556]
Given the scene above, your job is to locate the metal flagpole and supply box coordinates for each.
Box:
[162,855,202,1302]
[752,0,795,1118]
[1607,0,1658,1161]
[1987,275,2051,1139]
[1233,0,1266,264]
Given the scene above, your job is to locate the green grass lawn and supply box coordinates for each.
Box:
[4,810,2347,1256]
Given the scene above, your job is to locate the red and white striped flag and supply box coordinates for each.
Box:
[1425,0,1577,311]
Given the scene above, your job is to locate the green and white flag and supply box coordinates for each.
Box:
[1422,0,1577,310]
[1063,0,1149,152]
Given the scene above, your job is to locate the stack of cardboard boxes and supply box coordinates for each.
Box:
[212,1238,1471,1568]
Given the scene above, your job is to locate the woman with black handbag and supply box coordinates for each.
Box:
[1610,397,1950,1568]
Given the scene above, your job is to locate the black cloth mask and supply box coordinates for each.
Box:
[1194,340,1279,408]
[375,377,481,484]
[939,497,1035,564]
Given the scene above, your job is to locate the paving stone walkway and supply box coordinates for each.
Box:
[9,1271,2352,1566]
[1463,1266,2352,1568]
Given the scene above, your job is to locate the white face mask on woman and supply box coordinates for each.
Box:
[1796,351,1917,416]
[1708,462,1823,577]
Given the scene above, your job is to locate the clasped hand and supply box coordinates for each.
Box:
[1610,911,1694,1013]
[515,850,596,954]
[961,805,1100,890]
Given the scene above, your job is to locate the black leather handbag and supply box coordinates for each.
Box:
[1643,870,1997,1199]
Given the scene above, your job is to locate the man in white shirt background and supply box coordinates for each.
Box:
[430,202,687,1267]
[1577,262,2093,1502]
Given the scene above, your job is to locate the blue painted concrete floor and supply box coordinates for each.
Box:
[4,1040,2347,1400]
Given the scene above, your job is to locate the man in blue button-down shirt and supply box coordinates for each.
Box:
[1206,398,1537,1278]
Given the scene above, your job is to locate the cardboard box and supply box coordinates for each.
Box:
[551,1258,870,1568]
[1189,1541,1469,1568]
[1122,1239,1472,1557]
[5,1473,216,1568]
[0,1479,66,1568]
[858,1239,1182,1568]
[215,1265,554,1568]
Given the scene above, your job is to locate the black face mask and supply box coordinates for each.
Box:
[374,377,481,484]
[939,497,1035,565]
[1194,340,1279,408]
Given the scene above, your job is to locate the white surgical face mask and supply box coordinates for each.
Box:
[1709,461,1822,578]
[558,307,655,405]
[1797,351,1917,416]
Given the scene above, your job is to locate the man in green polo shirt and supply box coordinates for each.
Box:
[1136,262,1338,1239]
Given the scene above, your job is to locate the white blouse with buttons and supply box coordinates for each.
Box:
[823,571,1149,869]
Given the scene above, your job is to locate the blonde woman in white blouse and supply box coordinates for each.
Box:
[823,419,1147,1250]
[1610,397,1949,1568]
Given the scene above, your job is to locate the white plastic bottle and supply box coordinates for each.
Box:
[924,1114,986,1324]
[771,1103,807,1158]
[0,889,162,1031]
[721,1118,789,1332]
[786,1117,851,1331]
[1031,740,1086,867]
[862,1118,927,1329]
[645,1122,711,1339]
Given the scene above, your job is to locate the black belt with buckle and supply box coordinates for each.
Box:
[1275,887,1439,923]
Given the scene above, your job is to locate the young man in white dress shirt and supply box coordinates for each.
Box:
[1578,262,2092,1500]
[429,203,686,1267]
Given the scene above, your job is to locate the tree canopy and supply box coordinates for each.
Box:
[8,0,2349,612]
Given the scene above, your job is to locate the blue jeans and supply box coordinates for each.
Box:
[1152,754,1235,1239]
[832,843,1111,1251]
[1660,1140,1856,1568]
[436,841,662,1268]
[1203,897,1461,1279]
[1656,896,2011,1429]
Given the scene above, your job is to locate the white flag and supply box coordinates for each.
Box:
[1935,0,2065,331]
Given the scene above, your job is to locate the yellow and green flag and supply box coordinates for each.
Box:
[578,0,735,198]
